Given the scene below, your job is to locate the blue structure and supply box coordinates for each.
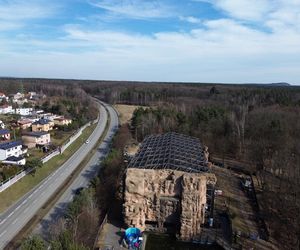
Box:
[124,227,142,249]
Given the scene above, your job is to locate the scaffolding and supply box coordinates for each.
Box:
[128,132,209,173]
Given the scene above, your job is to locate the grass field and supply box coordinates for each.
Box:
[0,124,96,213]
[114,104,142,125]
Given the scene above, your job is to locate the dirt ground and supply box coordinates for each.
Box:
[114,104,143,125]
[213,166,278,250]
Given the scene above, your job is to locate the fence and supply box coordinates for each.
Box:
[0,120,96,193]
[0,168,35,193]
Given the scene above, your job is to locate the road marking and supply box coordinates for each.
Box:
[7,212,14,218]
[15,205,21,210]
[0,230,7,237]
[28,194,33,199]
[21,199,27,205]
[33,189,38,194]
[0,219,7,225]
[12,219,18,225]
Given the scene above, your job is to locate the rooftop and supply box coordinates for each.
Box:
[0,129,10,135]
[128,132,208,173]
[0,140,22,150]
[33,119,51,125]
[22,131,49,137]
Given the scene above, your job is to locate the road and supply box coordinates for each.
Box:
[34,103,119,239]
[0,101,118,249]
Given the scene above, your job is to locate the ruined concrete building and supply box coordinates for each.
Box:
[123,132,217,241]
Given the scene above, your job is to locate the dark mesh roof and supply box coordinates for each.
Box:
[128,132,208,173]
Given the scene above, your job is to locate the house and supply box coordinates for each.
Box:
[0,92,8,101]
[32,119,54,132]
[53,117,72,126]
[18,119,34,130]
[22,131,51,148]
[2,156,26,166]
[0,140,24,161]
[15,108,33,116]
[0,120,5,129]
[0,129,10,140]
[13,92,24,100]
[0,105,13,114]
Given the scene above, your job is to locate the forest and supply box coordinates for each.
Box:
[1,78,299,249]
[82,80,300,249]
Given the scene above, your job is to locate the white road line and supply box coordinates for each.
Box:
[0,219,7,225]
[7,212,14,218]
[15,205,21,210]
[0,230,7,237]
[33,189,38,194]
[21,199,27,205]
[12,219,18,225]
[28,194,33,199]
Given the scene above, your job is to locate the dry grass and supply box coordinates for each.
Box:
[114,104,143,125]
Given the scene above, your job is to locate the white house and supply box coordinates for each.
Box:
[15,108,33,116]
[0,140,24,161]
[2,156,26,166]
[0,105,13,114]
[0,120,5,129]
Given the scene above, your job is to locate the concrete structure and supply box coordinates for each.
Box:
[0,141,23,161]
[0,129,10,141]
[22,131,51,148]
[123,133,217,241]
[32,119,54,132]
[53,117,72,126]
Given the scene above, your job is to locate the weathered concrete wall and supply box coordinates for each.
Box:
[124,168,216,241]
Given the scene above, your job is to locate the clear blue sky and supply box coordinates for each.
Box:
[0,0,299,84]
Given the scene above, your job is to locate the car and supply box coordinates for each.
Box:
[85,140,90,144]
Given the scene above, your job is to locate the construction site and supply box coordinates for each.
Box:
[123,132,217,246]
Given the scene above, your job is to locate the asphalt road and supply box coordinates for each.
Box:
[34,103,119,239]
[0,101,118,249]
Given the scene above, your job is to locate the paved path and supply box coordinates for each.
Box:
[0,101,117,249]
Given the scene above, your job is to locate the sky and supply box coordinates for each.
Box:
[0,0,299,84]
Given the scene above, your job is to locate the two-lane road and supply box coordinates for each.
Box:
[0,101,118,249]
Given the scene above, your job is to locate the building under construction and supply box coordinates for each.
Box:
[123,132,217,241]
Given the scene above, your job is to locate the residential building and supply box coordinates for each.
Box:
[32,119,54,132]
[0,92,8,101]
[0,140,24,161]
[2,156,26,166]
[0,105,13,114]
[53,117,72,126]
[18,119,34,130]
[0,129,10,141]
[0,120,5,129]
[22,131,51,148]
[15,108,33,116]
